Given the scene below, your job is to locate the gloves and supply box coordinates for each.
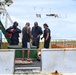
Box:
[10,29,14,32]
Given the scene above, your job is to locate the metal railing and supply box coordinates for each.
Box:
[1,38,76,49]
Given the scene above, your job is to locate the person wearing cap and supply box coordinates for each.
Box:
[31,22,43,48]
[6,21,21,45]
[41,23,51,48]
[22,22,32,61]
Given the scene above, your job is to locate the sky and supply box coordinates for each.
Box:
[4,0,76,40]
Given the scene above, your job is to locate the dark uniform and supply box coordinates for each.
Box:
[22,27,30,48]
[43,28,51,48]
[6,22,21,45]
[32,26,42,48]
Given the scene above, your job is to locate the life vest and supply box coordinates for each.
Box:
[7,33,20,38]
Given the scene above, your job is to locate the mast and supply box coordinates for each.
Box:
[0,0,13,44]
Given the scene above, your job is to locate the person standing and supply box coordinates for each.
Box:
[42,23,51,48]
[22,22,31,61]
[6,21,21,45]
[31,22,43,48]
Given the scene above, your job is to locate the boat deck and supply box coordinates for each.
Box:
[15,60,41,74]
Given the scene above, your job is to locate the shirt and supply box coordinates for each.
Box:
[43,28,51,40]
[22,27,31,42]
[32,26,42,38]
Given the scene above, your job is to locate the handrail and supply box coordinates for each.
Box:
[0,21,11,44]
[6,13,13,24]
[6,12,21,29]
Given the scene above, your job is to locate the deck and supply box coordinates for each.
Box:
[15,60,41,74]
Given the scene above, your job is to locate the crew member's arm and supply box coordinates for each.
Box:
[6,27,13,33]
[46,29,50,40]
[37,27,43,38]
[14,28,21,33]
[31,27,33,35]
[46,33,49,40]
[17,28,21,33]
[37,34,41,38]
